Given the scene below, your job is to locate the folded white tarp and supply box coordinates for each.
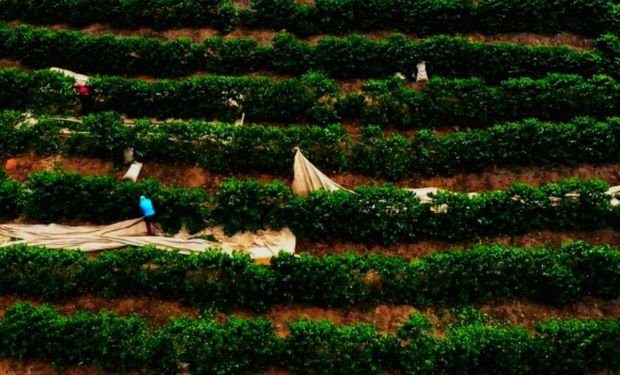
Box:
[291,148,351,197]
[190,226,296,263]
[0,218,295,263]
[122,162,143,182]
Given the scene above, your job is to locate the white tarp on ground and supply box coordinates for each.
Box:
[291,148,351,197]
[0,218,295,263]
[49,67,90,84]
[190,226,296,263]
[122,162,143,182]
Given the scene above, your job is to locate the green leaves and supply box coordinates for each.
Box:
[214,178,293,235]
[1,302,619,374]
[0,241,619,308]
[0,0,617,36]
[0,24,613,81]
[0,168,617,243]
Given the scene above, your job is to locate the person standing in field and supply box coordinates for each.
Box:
[139,196,156,235]
[73,82,92,114]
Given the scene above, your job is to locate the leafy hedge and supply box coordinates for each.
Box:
[1,24,614,81]
[0,0,238,32]
[244,0,620,37]
[3,68,620,128]
[1,241,618,308]
[1,302,619,374]
[0,171,209,233]
[3,111,620,180]
[1,171,619,243]
[0,0,618,36]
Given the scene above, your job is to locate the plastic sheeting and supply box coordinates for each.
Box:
[49,67,90,84]
[189,226,296,264]
[291,148,351,196]
[0,218,295,263]
[122,162,143,182]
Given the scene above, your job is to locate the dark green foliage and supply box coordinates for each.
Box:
[0,24,614,81]
[0,170,617,243]
[0,242,619,308]
[0,0,617,36]
[0,0,237,31]
[0,303,619,374]
[20,171,210,232]
[213,178,293,235]
[3,69,620,129]
[3,112,620,180]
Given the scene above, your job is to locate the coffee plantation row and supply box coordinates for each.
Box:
[3,24,618,80]
[3,69,620,127]
[0,171,617,242]
[1,0,617,36]
[1,302,618,374]
[2,112,619,180]
[0,242,617,308]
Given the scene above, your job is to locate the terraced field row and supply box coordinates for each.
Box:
[1,0,618,36]
[1,23,617,80]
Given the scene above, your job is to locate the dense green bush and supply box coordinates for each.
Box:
[0,171,617,243]
[287,179,614,244]
[3,112,620,180]
[0,242,618,308]
[243,0,620,36]
[3,69,620,128]
[0,68,74,113]
[0,0,238,31]
[1,302,619,374]
[20,171,210,232]
[0,24,614,81]
[0,0,617,36]
[213,179,293,235]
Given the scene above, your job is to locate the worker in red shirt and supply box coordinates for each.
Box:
[73,82,92,114]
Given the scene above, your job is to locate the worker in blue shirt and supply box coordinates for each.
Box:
[139,196,156,235]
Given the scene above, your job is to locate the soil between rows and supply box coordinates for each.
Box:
[7,20,593,50]
[5,155,620,194]
[1,295,618,335]
[1,293,618,375]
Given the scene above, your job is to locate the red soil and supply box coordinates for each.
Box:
[5,155,620,195]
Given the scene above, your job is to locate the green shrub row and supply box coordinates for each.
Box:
[1,24,615,81]
[3,68,620,128]
[0,171,210,233]
[0,0,238,32]
[1,0,618,36]
[244,0,620,37]
[0,241,618,308]
[3,112,620,180]
[1,171,619,243]
[1,302,619,374]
